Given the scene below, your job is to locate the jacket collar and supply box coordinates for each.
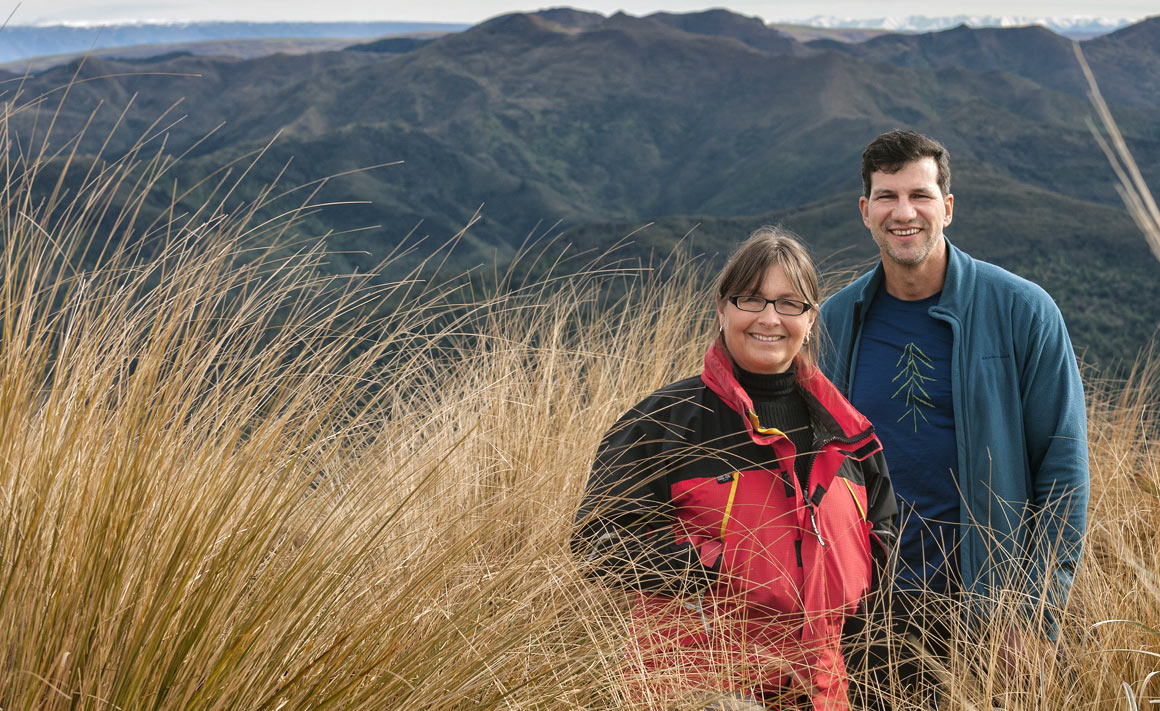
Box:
[701,341,877,445]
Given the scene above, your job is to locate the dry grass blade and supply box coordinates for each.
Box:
[1073,42,1160,263]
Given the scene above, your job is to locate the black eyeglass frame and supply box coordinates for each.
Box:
[727,294,813,316]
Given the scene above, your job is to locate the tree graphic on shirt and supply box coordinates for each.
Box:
[892,342,935,431]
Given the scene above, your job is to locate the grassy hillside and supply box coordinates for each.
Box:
[4,10,1159,370]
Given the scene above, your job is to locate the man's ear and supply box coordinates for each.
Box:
[859,195,871,228]
[943,193,954,226]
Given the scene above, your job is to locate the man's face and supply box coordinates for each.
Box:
[859,157,953,267]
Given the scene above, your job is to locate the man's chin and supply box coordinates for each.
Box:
[882,238,938,266]
[889,250,927,266]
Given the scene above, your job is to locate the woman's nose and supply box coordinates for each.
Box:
[757,304,781,324]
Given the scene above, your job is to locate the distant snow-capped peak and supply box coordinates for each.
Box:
[794,14,1134,35]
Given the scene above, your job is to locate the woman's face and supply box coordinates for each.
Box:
[717,263,816,374]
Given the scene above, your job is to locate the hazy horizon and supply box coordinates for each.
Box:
[11,1,1156,26]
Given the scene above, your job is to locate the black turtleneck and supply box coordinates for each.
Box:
[735,365,814,491]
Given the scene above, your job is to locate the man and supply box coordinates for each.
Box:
[820,130,1089,701]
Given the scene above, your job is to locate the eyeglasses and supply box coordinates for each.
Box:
[728,295,812,316]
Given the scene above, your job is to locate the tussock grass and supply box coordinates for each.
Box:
[0,82,639,709]
[1,76,1158,711]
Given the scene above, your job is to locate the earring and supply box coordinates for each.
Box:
[803,334,810,345]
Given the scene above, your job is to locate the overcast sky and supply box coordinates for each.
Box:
[11,0,1157,25]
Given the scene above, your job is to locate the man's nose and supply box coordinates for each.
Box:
[893,198,918,220]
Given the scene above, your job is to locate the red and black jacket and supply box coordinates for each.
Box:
[574,343,897,708]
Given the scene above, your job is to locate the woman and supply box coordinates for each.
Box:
[573,227,897,710]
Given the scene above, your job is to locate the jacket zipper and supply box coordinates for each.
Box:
[843,300,864,396]
[802,436,835,548]
[685,593,712,634]
[717,472,740,541]
[807,503,826,547]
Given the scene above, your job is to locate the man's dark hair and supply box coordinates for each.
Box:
[861,130,951,198]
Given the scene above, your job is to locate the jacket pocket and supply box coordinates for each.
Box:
[715,468,803,616]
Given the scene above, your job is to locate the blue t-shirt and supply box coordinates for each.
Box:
[852,286,960,593]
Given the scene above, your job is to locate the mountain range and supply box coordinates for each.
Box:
[1,12,1142,65]
[0,21,471,64]
[797,14,1135,37]
[4,9,1159,368]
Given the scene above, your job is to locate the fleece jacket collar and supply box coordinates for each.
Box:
[848,236,975,317]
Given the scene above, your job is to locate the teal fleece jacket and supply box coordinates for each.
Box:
[820,238,1089,623]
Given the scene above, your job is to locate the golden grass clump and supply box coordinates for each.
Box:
[1070,353,1160,709]
[1,74,1158,711]
[0,83,648,709]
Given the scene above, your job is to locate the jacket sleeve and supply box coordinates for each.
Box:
[1017,295,1090,614]
[571,402,720,595]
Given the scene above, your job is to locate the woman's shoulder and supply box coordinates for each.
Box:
[598,374,715,451]
[641,374,707,403]
[616,374,710,421]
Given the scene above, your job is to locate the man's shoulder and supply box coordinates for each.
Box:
[969,254,1037,289]
[952,249,1060,317]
